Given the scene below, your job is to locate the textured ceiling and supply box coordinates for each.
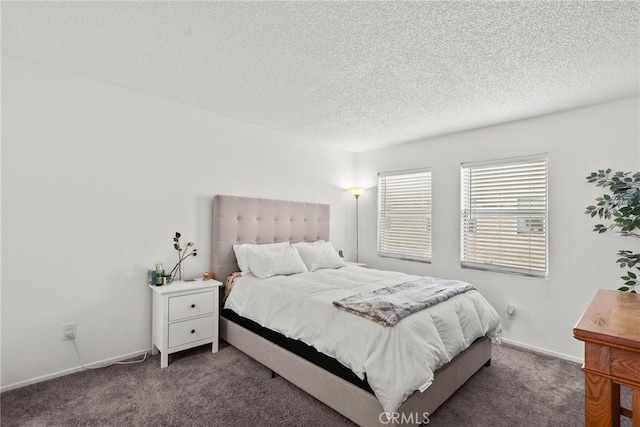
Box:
[2,1,639,152]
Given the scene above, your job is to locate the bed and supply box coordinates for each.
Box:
[211,195,501,427]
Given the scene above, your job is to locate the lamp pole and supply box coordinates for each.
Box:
[355,194,360,263]
[347,187,365,264]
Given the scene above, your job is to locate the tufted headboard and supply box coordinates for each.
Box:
[211,195,330,282]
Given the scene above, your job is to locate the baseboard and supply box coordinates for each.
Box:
[500,338,583,365]
[1,348,152,393]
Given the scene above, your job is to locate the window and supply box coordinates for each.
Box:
[461,155,548,277]
[378,168,431,262]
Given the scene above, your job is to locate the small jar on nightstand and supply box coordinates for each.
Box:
[149,280,222,368]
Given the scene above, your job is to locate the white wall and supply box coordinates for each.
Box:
[1,57,357,388]
[355,97,640,361]
[3,54,638,389]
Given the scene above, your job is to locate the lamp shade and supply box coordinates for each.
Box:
[347,187,366,198]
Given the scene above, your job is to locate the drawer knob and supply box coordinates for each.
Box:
[191,304,196,308]
[191,329,195,334]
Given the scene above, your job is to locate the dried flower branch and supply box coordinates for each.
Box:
[169,231,197,281]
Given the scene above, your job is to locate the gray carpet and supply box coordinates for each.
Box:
[1,343,632,426]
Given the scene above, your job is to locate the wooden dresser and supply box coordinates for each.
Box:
[574,289,640,427]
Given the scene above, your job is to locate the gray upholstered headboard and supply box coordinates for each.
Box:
[211,195,330,281]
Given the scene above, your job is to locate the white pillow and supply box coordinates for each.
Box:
[233,242,289,273]
[293,240,346,272]
[246,244,308,279]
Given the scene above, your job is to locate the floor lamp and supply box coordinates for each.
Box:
[347,187,366,263]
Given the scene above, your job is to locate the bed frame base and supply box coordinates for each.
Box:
[220,317,491,427]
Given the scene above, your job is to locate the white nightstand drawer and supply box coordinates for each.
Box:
[168,316,214,348]
[168,291,214,321]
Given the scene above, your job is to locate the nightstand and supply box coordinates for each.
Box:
[149,280,222,368]
[345,261,367,267]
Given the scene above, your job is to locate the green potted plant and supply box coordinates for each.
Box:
[585,169,640,293]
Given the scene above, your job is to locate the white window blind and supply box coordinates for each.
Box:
[461,155,548,277]
[378,168,431,262]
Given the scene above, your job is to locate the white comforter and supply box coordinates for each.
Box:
[224,265,502,413]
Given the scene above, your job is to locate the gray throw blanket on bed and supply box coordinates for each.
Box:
[333,278,477,327]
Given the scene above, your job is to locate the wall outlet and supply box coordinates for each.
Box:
[506,305,516,320]
[62,322,76,340]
